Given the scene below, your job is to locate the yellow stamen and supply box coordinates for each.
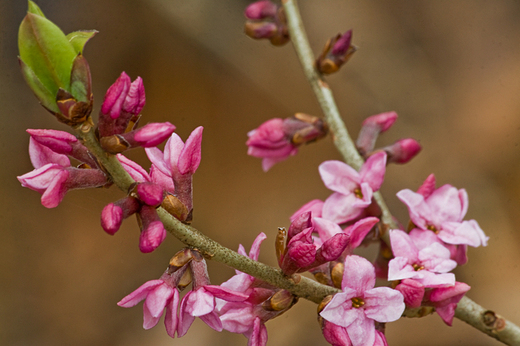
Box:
[351,297,365,308]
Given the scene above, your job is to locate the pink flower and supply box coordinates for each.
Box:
[247,118,297,171]
[98,72,146,138]
[397,180,488,247]
[388,229,457,287]
[145,127,203,218]
[177,285,248,337]
[313,217,379,255]
[18,135,107,208]
[215,233,286,346]
[320,255,404,346]
[319,152,386,224]
[117,269,186,338]
[425,282,471,326]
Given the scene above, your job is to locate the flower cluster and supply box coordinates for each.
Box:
[17,2,495,346]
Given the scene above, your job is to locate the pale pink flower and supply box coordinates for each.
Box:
[320,255,404,346]
[215,233,280,346]
[388,229,456,287]
[117,269,185,338]
[319,152,386,224]
[397,181,488,247]
[18,137,107,208]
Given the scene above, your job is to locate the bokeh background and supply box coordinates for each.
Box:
[1,1,520,345]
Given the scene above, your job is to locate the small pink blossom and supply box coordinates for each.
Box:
[246,118,297,171]
[18,138,107,208]
[145,127,203,217]
[388,229,457,287]
[397,180,488,247]
[117,269,186,338]
[425,282,471,326]
[319,152,386,224]
[320,255,404,346]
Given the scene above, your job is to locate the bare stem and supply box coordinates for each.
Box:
[76,123,340,304]
[281,0,520,344]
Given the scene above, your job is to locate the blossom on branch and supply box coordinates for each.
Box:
[319,152,386,224]
[247,114,328,171]
[18,131,108,208]
[397,176,489,248]
[320,255,404,346]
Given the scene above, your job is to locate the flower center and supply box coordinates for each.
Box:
[412,263,424,271]
[353,187,363,199]
[351,297,365,308]
[426,224,439,234]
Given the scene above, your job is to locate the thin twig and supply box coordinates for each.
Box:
[281,1,520,345]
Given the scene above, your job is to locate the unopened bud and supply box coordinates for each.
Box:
[244,1,289,46]
[356,111,398,156]
[316,30,357,75]
[383,138,422,164]
[244,1,278,19]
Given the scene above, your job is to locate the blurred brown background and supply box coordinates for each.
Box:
[1,0,520,345]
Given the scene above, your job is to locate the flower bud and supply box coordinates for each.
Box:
[100,122,176,154]
[247,115,328,171]
[18,1,95,125]
[134,182,164,207]
[356,111,398,156]
[27,129,96,167]
[98,73,146,138]
[383,138,422,164]
[244,1,289,46]
[316,30,357,75]
[100,197,140,235]
[244,1,278,19]
[138,205,167,253]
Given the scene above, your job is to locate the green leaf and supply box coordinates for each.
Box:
[66,30,98,55]
[18,58,59,113]
[27,1,45,17]
[18,10,77,97]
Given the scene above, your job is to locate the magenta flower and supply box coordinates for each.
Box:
[397,181,488,247]
[177,285,248,337]
[145,127,203,218]
[425,282,471,326]
[215,233,285,346]
[320,255,404,346]
[313,217,379,255]
[117,268,187,338]
[388,229,457,287]
[18,134,107,208]
[246,118,297,171]
[319,152,386,224]
[98,72,146,138]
